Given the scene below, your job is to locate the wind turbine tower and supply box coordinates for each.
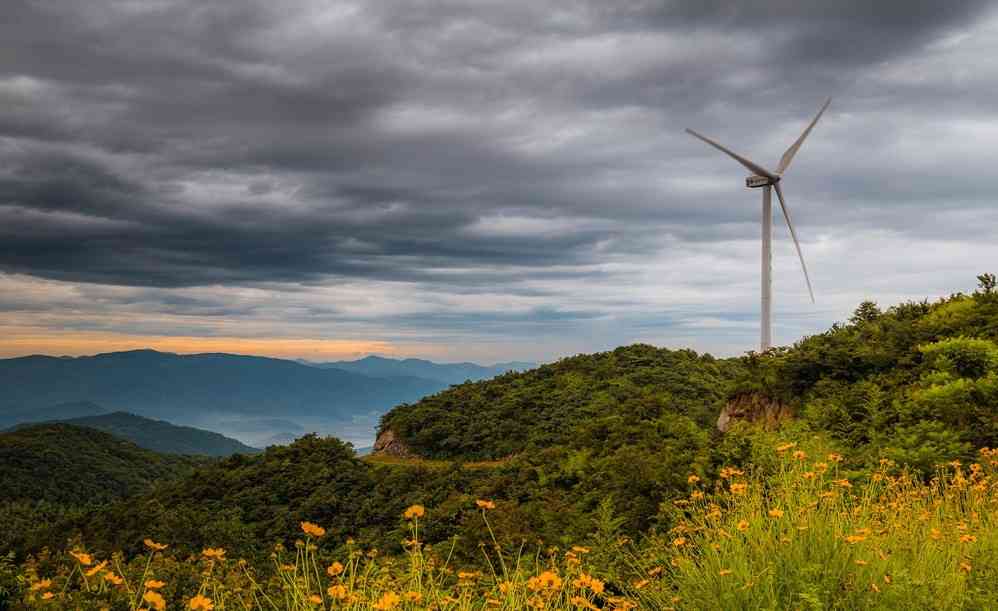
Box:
[686,98,830,352]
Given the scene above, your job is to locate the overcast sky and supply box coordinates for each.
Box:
[2,1,998,363]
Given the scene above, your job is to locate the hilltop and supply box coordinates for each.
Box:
[0,423,202,505]
[310,355,536,385]
[7,411,259,456]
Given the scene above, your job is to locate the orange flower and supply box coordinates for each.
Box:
[793,450,807,461]
[145,579,166,589]
[403,504,425,519]
[201,548,226,561]
[144,539,168,551]
[300,521,326,538]
[845,534,867,544]
[404,592,422,603]
[737,520,750,532]
[687,474,700,484]
[372,591,401,610]
[776,442,797,452]
[768,508,784,519]
[730,483,748,495]
[143,591,167,611]
[476,499,496,510]
[30,579,52,591]
[960,534,977,543]
[188,594,214,610]
[672,537,687,547]
[327,561,345,577]
[308,594,322,605]
[41,592,54,600]
[69,551,93,565]
[327,585,348,599]
[828,453,844,463]
[103,572,123,586]
[833,478,852,488]
[85,561,108,577]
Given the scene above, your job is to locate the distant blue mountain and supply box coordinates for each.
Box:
[0,350,449,444]
[310,355,536,385]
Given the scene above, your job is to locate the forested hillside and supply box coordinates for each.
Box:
[8,411,259,456]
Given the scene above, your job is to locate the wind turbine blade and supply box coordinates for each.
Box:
[685,128,776,179]
[775,97,831,175]
[773,182,815,303]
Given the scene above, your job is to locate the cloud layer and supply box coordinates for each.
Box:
[3,1,998,360]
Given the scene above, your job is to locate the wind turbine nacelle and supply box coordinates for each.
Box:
[745,175,773,188]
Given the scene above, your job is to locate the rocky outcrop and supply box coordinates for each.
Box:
[717,393,793,433]
[371,428,416,457]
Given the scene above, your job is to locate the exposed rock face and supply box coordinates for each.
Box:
[717,393,794,433]
[372,428,415,457]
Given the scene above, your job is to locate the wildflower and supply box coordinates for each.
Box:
[737,520,750,532]
[104,572,123,586]
[719,569,733,576]
[301,521,325,537]
[768,508,784,519]
[690,490,704,500]
[30,580,52,591]
[476,499,496,510]
[327,585,348,599]
[403,504,425,520]
[188,594,214,610]
[631,579,649,589]
[833,478,852,488]
[572,545,590,554]
[574,573,605,594]
[372,591,401,610]
[571,596,600,610]
[730,483,748,495]
[308,594,322,605]
[648,566,663,577]
[327,561,344,577]
[41,592,54,600]
[802,471,816,480]
[201,548,226,561]
[959,534,977,543]
[404,592,422,603]
[672,537,687,547]
[845,534,867,544]
[69,551,93,565]
[719,466,744,479]
[960,561,972,573]
[143,591,167,611]
[498,581,513,594]
[776,442,797,452]
[828,453,843,463]
[85,561,108,577]
[144,539,168,551]
[793,450,807,461]
[814,462,829,472]
[870,583,880,593]
[687,474,700,484]
[145,579,166,589]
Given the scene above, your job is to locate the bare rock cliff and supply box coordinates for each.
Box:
[371,428,416,457]
[717,393,793,433]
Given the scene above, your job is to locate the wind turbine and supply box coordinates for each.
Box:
[686,98,830,352]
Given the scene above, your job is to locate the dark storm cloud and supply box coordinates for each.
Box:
[2,0,997,341]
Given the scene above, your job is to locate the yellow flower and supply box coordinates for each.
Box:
[687,474,700,484]
[69,551,93,565]
[631,579,649,590]
[845,534,867,544]
[327,585,348,600]
[144,539,168,551]
[201,547,226,561]
[776,442,797,452]
[730,483,748,495]
[41,592,54,600]
[143,591,167,611]
[188,594,214,610]
[833,478,852,488]
[768,508,784,519]
[814,462,829,472]
[85,560,108,577]
[802,471,816,480]
[145,579,166,589]
[737,520,750,532]
[308,594,322,605]
[476,499,496,510]
[30,579,52,592]
[690,490,704,500]
[403,504,425,520]
[372,591,401,610]
[301,521,326,538]
[959,534,977,543]
[573,573,605,594]
[571,545,590,554]
[103,572,123,585]
[527,570,563,591]
[571,596,599,610]
[326,561,344,577]
[672,537,687,547]
[458,570,480,580]
[828,453,844,463]
[793,450,807,461]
